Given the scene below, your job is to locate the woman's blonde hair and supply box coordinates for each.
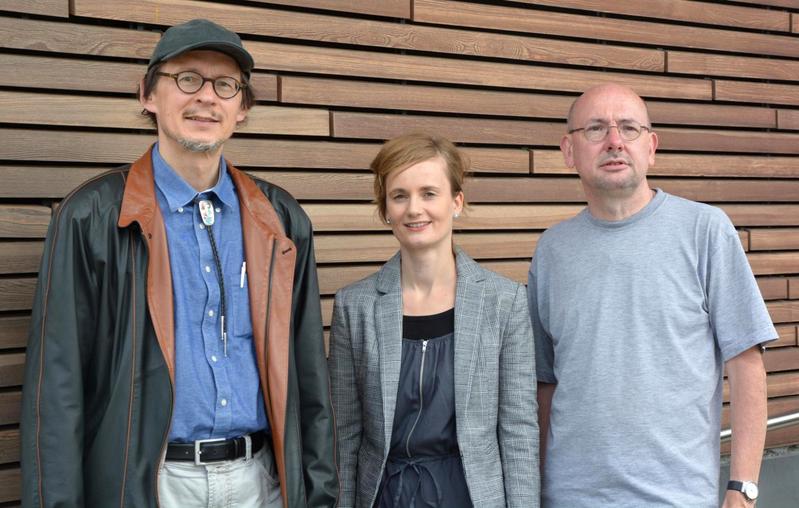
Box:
[370,132,469,222]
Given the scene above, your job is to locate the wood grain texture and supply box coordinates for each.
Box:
[413,0,799,59]
[750,229,799,251]
[668,51,799,81]
[715,80,799,107]
[0,465,20,503]
[0,429,19,465]
[0,391,21,426]
[773,325,798,348]
[1,0,67,17]
[504,0,791,31]
[0,242,44,274]
[790,278,799,300]
[777,109,799,130]
[281,76,775,128]
[768,300,799,324]
[0,207,51,239]
[531,151,799,178]
[0,91,326,135]
[249,42,711,100]
[721,205,799,227]
[758,277,789,301]
[72,0,663,71]
[764,347,799,373]
[246,0,411,18]
[0,279,36,312]
[0,316,29,350]
[0,354,25,388]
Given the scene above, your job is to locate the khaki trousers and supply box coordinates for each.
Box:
[158,443,282,508]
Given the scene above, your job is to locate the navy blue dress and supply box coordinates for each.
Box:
[375,308,473,508]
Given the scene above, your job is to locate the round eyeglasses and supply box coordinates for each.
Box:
[568,120,651,142]
[156,71,246,99]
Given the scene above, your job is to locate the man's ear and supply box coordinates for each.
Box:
[560,134,575,168]
[648,131,659,166]
[139,78,156,114]
[235,105,248,124]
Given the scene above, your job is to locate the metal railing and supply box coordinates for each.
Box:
[720,411,799,443]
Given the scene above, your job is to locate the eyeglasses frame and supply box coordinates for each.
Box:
[155,71,247,99]
[568,120,652,142]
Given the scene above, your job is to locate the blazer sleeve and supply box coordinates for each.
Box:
[21,200,97,507]
[328,292,362,508]
[498,284,540,507]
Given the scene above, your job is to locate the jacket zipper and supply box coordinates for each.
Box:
[405,339,428,457]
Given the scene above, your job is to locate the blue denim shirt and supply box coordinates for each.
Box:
[152,144,268,442]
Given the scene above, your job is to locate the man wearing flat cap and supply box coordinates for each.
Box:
[21,19,338,507]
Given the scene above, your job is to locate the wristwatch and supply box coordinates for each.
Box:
[727,480,759,501]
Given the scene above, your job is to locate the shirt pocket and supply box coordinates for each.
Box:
[232,273,254,338]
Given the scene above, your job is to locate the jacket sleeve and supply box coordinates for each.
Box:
[327,292,362,508]
[287,209,340,507]
[498,284,540,508]
[21,201,98,507]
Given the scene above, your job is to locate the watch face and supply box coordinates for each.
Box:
[743,482,759,500]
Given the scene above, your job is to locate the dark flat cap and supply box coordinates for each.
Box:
[148,19,254,77]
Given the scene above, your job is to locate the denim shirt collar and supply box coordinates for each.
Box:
[152,142,237,212]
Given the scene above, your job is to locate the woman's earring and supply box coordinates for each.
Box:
[386,217,391,224]
[453,212,460,219]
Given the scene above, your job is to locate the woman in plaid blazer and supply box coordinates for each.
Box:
[328,133,539,508]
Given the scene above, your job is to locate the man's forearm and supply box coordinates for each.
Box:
[724,346,767,507]
[537,382,555,473]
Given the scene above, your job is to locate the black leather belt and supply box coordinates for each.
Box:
[166,432,266,464]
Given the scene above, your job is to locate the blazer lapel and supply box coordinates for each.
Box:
[453,249,485,425]
[375,252,403,455]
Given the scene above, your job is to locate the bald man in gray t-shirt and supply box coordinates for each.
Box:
[529,84,775,508]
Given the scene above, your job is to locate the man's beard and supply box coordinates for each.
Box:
[177,137,224,153]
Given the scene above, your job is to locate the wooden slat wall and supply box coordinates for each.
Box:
[1,0,799,502]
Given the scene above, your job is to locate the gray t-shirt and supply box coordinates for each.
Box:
[528,189,776,507]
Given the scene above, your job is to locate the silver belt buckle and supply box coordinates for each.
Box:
[243,434,253,460]
[193,437,227,465]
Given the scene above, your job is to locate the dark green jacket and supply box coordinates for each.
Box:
[21,148,338,507]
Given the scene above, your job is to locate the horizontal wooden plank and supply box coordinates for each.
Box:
[740,230,750,253]
[750,229,799,251]
[303,203,583,232]
[0,207,50,239]
[0,466,20,504]
[532,150,799,178]
[721,205,799,227]
[281,76,776,128]
[758,277,789,301]
[506,0,790,31]
[749,253,799,276]
[318,259,529,294]
[332,112,564,145]
[413,0,799,59]
[657,127,799,155]
[0,391,21,426]
[0,91,328,135]
[652,179,799,203]
[0,130,527,174]
[0,316,29,350]
[0,54,277,100]
[777,109,799,130]
[715,80,799,107]
[0,429,19,465]
[246,0,411,18]
[0,15,157,58]
[0,354,25,388]
[668,50,799,81]
[0,279,36,312]
[736,0,798,8]
[764,347,799,373]
[1,0,67,17]
[0,167,110,199]
[790,278,799,300]
[72,0,664,72]
[314,232,539,264]
[0,242,43,275]
[249,41,711,100]
[768,300,799,324]
[724,372,799,402]
[772,324,797,348]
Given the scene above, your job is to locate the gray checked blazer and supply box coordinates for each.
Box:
[328,248,539,508]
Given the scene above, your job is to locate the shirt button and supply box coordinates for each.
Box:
[208,310,214,317]
[220,399,228,407]
[178,207,184,213]
[199,224,205,230]
[205,266,211,273]
[211,355,218,362]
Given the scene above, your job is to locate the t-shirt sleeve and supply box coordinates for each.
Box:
[528,251,556,383]
[705,212,777,362]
